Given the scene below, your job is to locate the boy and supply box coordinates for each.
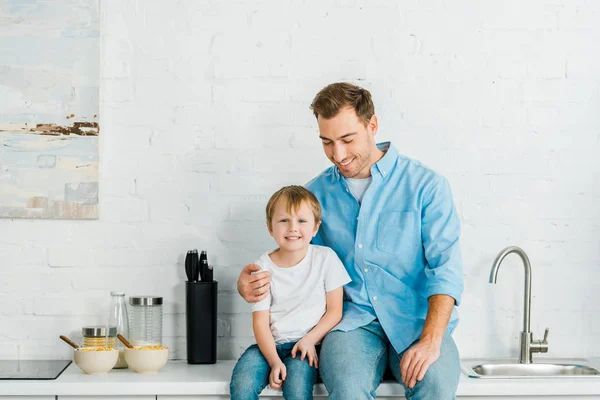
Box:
[230,185,351,400]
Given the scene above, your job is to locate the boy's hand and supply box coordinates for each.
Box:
[269,361,287,389]
[291,338,319,368]
[237,264,271,303]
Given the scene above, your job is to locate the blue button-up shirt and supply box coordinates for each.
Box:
[306,142,463,354]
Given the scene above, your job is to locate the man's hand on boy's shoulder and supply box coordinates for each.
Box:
[237,263,271,303]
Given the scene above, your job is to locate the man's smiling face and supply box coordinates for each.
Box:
[317,106,380,179]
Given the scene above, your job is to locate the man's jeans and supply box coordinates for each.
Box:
[320,321,460,399]
[230,341,317,400]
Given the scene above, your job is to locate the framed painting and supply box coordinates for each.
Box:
[0,0,99,219]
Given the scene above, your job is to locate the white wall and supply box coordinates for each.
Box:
[1,0,599,361]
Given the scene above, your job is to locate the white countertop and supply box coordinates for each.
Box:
[2,359,600,397]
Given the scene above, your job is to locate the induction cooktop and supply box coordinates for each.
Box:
[0,360,72,380]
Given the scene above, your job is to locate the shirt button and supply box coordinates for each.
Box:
[356,217,359,220]
[358,244,363,249]
[364,268,368,272]
[382,171,387,176]
[373,296,378,301]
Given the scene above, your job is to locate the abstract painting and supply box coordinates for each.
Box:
[0,0,100,219]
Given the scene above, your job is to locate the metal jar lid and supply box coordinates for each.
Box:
[82,326,117,337]
[129,296,163,306]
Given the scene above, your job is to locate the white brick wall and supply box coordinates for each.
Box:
[0,0,599,362]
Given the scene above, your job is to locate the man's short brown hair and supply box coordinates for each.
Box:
[310,82,375,126]
[266,185,322,229]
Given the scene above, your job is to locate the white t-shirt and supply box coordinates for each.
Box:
[346,176,372,204]
[252,245,351,344]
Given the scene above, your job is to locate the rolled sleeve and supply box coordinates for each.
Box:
[421,176,464,306]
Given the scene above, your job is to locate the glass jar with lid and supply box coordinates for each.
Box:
[82,326,117,348]
[128,296,163,346]
[108,291,129,368]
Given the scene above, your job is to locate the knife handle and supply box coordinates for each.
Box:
[191,249,199,282]
[199,250,208,282]
[185,251,193,282]
[205,264,213,282]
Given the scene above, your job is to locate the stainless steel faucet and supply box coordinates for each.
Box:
[490,246,549,363]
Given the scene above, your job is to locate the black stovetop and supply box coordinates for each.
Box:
[0,360,72,380]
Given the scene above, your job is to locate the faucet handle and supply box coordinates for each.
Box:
[531,328,550,354]
[542,327,549,343]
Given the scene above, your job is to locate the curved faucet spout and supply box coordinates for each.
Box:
[490,246,532,333]
[490,245,543,363]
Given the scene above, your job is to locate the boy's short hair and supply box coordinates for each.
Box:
[266,186,322,229]
[310,82,375,126]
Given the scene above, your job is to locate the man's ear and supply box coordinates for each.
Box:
[368,114,379,136]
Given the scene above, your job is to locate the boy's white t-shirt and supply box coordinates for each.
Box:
[252,244,351,344]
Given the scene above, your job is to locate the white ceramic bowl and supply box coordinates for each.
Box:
[124,347,168,374]
[73,348,119,375]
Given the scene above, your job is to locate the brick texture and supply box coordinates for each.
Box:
[0,0,599,361]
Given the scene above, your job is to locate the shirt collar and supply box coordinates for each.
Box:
[332,141,396,181]
[373,141,395,178]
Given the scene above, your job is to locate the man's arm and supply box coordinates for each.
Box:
[400,294,454,388]
[401,175,463,388]
[237,264,271,303]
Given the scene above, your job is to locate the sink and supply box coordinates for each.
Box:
[462,358,600,378]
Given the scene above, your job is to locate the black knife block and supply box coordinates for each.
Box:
[186,281,218,364]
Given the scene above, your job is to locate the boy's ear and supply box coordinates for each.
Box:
[313,220,322,236]
[266,220,273,236]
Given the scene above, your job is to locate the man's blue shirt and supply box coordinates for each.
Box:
[306,142,463,354]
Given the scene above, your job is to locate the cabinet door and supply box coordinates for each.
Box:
[158,397,316,400]
[455,397,600,400]
[59,397,155,400]
[0,397,55,400]
[158,397,230,400]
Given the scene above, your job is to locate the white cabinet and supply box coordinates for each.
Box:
[158,397,227,400]
[58,397,155,400]
[466,396,600,400]
[0,397,54,400]
[3,392,600,399]
[157,396,396,399]
[156,396,600,400]
[158,397,280,400]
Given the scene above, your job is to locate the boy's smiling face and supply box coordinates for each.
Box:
[268,199,320,253]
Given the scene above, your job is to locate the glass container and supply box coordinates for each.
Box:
[128,296,163,346]
[81,326,117,348]
[108,291,129,368]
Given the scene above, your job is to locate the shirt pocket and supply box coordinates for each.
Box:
[376,211,418,255]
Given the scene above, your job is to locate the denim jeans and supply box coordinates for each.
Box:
[230,341,318,400]
[320,320,460,399]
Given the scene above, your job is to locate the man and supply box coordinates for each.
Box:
[238,82,463,399]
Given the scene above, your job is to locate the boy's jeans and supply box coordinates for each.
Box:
[230,341,317,400]
[320,320,460,400]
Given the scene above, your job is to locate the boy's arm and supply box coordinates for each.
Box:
[300,286,344,345]
[291,287,344,367]
[253,310,281,367]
